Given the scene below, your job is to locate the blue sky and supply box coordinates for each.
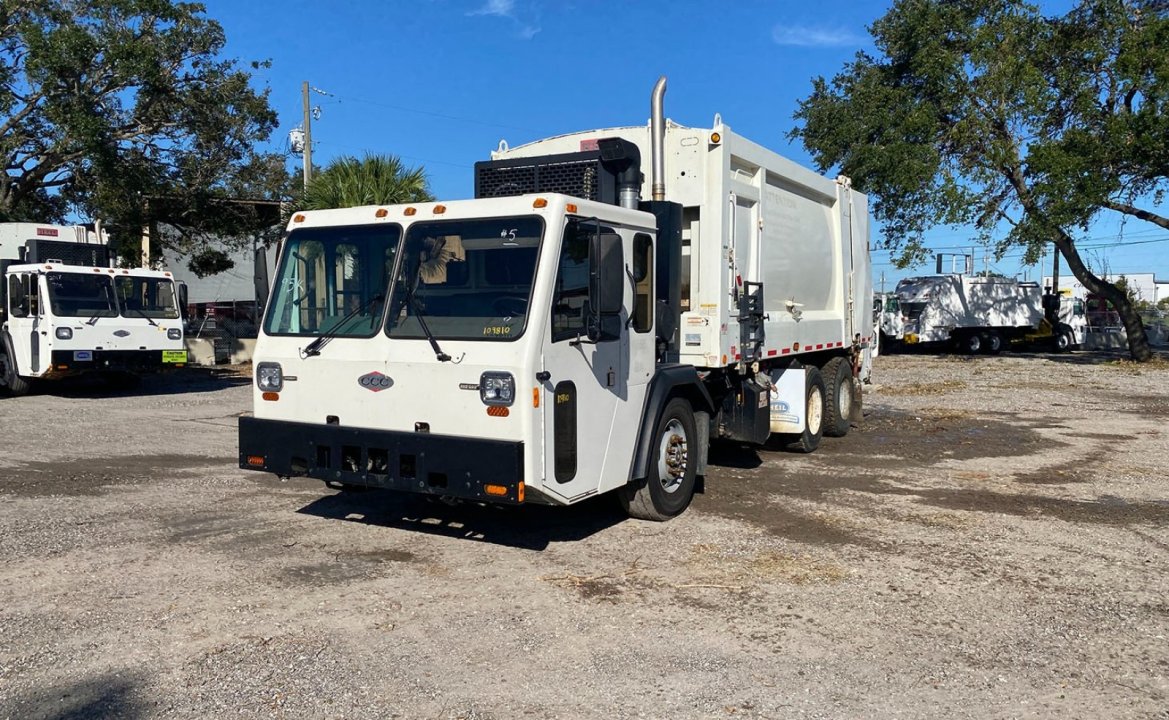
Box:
[203,0,1167,287]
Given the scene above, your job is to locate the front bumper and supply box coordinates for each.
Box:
[238,417,525,504]
[48,348,187,375]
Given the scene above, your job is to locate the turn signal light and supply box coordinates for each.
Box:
[533,387,539,408]
[517,482,525,503]
[261,392,280,401]
[484,484,507,497]
[486,406,509,417]
[246,455,265,467]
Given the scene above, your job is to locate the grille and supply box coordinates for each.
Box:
[475,152,614,203]
[25,239,110,267]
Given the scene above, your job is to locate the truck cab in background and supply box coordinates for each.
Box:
[0,223,188,396]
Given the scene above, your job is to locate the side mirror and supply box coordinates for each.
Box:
[177,282,189,322]
[588,231,623,341]
[254,246,270,319]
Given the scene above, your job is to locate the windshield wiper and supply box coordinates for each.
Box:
[404,280,451,362]
[302,294,384,358]
[123,305,158,327]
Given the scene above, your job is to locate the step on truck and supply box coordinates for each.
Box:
[239,77,874,520]
[886,255,1086,355]
[0,222,189,396]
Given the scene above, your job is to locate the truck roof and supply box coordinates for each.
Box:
[6,263,177,280]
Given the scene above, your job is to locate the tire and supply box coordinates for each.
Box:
[788,366,826,453]
[619,397,698,521]
[821,357,853,438]
[1054,328,1074,353]
[0,335,31,397]
[981,331,1003,355]
[956,332,981,355]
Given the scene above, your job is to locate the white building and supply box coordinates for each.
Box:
[1043,272,1169,305]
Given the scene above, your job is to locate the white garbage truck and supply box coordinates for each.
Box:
[888,256,1087,354]
[239,77,874,520]
[0,222,189,396]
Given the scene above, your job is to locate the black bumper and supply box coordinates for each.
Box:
[238,416,525,504]
[49,349,186,374]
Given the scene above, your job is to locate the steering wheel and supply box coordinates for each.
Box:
[493,296,528,317]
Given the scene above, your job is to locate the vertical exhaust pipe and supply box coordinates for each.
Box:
[651,76,667,201]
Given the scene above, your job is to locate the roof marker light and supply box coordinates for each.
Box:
[533,198,548,209]
[293,214,306,223]
[404,207,417,216]
[566,203,578,213]
[375,208,388,218]
[433,204,447,214]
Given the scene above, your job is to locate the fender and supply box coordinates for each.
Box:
[628,364,716,482]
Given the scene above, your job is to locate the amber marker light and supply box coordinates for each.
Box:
[710,132,722,144]
[484,484,508,497]
[262,392,280,401]
[293,214,306,223]
[517,482,525,503]
[433,204,447,214]
[532,198,548,208]
[246,455,265,467]
[487,406,510,417]
[533,387,540,408]
[566,203,578,213]
[375,208,388,218]
[404,207,417,216]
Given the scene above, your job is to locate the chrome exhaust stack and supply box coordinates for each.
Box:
[650,76,667,201]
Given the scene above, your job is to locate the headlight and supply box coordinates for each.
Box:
[167,328,182,340]
[256,362,283,392]
[55,327,73,340]
[479,372,515,406]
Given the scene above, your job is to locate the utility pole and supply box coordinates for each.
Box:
[302,81,313,189]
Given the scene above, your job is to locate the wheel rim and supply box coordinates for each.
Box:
[807,386,824,434]
[968,336,980,353]
[656,419,689,494]
[837,377,852,419]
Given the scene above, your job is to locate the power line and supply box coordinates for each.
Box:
[327,93,539,135]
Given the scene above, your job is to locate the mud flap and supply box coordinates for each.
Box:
[848,376,864,423]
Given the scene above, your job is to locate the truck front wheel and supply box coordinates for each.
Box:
[0,337,31,397]
[619,397,697,521]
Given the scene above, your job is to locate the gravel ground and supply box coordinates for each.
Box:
[0,353,1167,719]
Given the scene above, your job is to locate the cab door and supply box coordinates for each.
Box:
[538,218,620,501]
[5,272,41,374]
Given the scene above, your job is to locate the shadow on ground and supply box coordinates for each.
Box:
[22,366,250,399]
[296,489,628,551]
[3,673,148,720]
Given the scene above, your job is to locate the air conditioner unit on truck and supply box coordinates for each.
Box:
[888,255,1087,355]
[238,77,874,520]
[0,222,189,396]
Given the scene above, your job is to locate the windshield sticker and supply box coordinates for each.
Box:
[482,325,515,337]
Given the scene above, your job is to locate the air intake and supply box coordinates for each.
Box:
[475,150,616,204]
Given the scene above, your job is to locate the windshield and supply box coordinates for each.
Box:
[386,217,542,341]
[115,275,179,319]
[46,272,117,318]
[264,224,402,337]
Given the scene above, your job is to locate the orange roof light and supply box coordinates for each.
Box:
[375,208,388,218]
[532,198,548,209]
[566,203,578,213]
[710,132,722,144]
[404,207,417,216]
[433,204,447,214]
[293,214,306,223]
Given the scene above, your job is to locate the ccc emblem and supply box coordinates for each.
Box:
[358,371,393,392]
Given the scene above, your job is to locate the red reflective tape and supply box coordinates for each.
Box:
[735,354,741,360]
[816,344,824,350]
[767,349,777,356]
[782,348,791,354]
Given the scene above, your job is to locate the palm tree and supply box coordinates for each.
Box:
[295,154,433,212]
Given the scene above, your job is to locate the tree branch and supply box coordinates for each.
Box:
[1101,199,1169,230]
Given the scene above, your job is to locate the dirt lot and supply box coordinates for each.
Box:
[1,352,1167,719]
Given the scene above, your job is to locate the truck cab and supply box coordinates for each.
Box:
[1,223,188,395]
[240,194,668,510]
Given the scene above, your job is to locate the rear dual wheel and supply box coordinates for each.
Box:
[821,357,853,438]
[786,366,826,453]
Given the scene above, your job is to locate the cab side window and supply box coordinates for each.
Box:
[551,220,600,342]
[632,233,653,333]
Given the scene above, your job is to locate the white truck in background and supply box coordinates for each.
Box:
[239,77,874,520]
[885,256,1086,354]
[1,222,189,396]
